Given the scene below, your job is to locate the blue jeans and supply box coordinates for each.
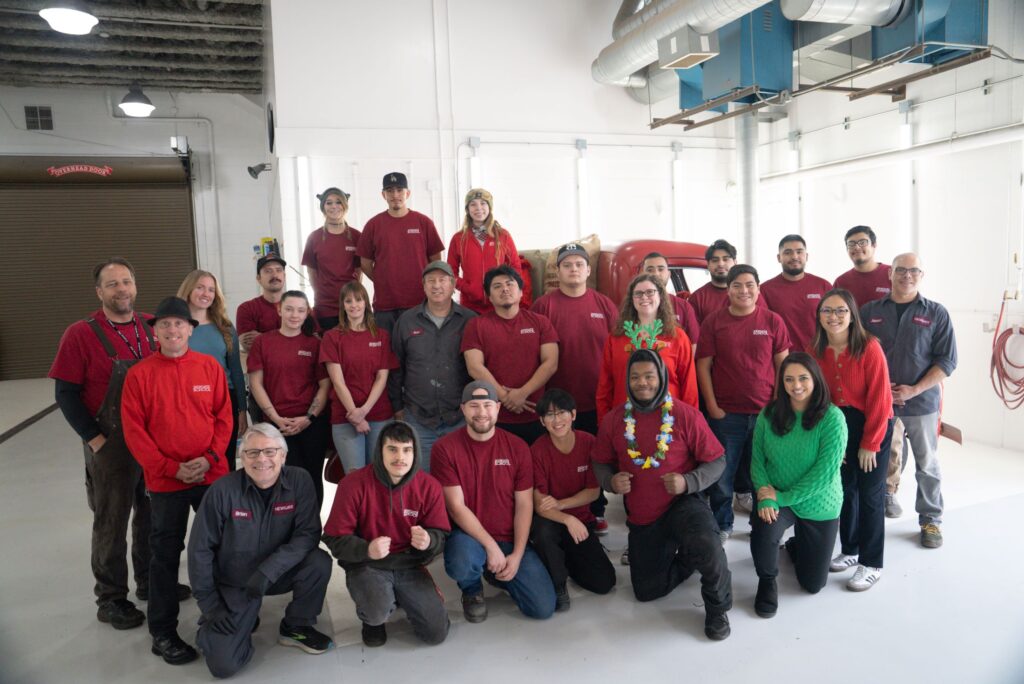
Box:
[443,528,556,619]
[708,412,758,533]
[402,412,464,474]
[331,421,388,474]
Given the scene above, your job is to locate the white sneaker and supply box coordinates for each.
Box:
[829,553,858,573]
[733,492,754,514]
[620,549,630,566]
[847,565,882,591]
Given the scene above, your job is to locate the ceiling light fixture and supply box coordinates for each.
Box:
[39,2,99,35]
[118,85,155,117]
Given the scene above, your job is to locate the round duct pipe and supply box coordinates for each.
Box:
[780,0,912,27]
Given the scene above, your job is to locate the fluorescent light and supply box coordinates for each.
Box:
[39,5,98,35]
[118,86,155,117]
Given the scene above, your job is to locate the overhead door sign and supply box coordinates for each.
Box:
[47,164,113,177]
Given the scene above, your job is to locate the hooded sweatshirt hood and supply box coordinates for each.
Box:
[371,420,422,491]
[625,348,669,413]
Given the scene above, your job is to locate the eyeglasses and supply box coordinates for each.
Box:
[543,409,571,420]
[893,267,923,277]
[632,289,659,300]
[819,307,850,318]
[846,239,871,249]
[241,447,282,459]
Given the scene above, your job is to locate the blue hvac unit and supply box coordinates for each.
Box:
[677,63,705,111]
[872,0,988,65]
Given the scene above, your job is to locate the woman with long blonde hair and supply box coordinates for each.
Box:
[446,188,523,313]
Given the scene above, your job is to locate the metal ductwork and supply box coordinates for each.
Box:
[613,0,681,40]
[626,65,682,103]
[592,0,772,92]
[780,0,911,27]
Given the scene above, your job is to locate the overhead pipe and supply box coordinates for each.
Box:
[613,0,681,40]
[736,111,759,260]
[626,64,681,103]
[781,0,912,26]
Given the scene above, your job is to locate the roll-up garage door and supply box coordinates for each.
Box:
[0,156,197,380]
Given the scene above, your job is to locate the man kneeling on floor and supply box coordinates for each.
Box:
[323,421,451,647]
[593,345,733,640]
[187,423,333,678]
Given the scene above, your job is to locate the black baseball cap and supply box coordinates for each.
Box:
[382,172,408,190]
[256,253,286,274]
[556,243,590,265]
[461,380,499,403]
[146,296,198,327]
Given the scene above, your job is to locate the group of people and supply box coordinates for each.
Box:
[49,168,958,678]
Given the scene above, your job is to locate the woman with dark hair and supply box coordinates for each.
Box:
[246,290,331,506]
[446,188,523,314]
[811,288,894,592]
[749,352,847,618]
[596,274,698,421]
[302,187,363,330]
[320,281,399,474]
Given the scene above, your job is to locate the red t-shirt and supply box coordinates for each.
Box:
[688,282,730,324]
[460,309,559,424]
[235,296,280,335]
[49,310,156,417]
[696,306,791,414]
[246,330,327,418]
[356,210,445,311]
[431,428,532,542]
[323,467,450,555]
[670,294,701,345]
[834,264,892,307]
[319,328,399,423]
[531,432,598,524]
[594,402,723,526]
[759,272,832,352]
[531,289,617,413]
[301,226,363,318]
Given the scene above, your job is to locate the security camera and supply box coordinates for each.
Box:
[247,162,272,179]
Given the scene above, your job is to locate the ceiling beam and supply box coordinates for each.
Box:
[1,49,261,72]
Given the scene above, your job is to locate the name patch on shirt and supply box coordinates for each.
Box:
[193,385,212,392]
[345,246,357,251]
[869,317,883,324]
[520,328,536,335]
[912,315,932,327]
[875,287,892,294]
[273,502,295,515]
[407,228,421,235]
[232,509,252,520]
[576,465,589,473]
[410,328,424,337]
[806,293,822,300]
[298,350,313,357]
[494,458,511,467]
[752,329,770,336]
[403,509,419,519]
[369,341,383,348]
[590,313,606,319]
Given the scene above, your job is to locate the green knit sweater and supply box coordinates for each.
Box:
[751,404,847,521]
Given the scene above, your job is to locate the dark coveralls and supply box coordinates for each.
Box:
[187,466,331,678]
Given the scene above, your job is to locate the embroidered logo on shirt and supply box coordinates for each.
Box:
[590,313,605,319]
[407,228,421,234]
[298,350,313,357]
[273,502,295,515]
[520,328,536,335]
[752,330,769,336]
[806,293,822,300]
[577,465,589,473]
[494,458,511,467]
[875,287,891,293]
[403,509,420,519]
[912,315,932,327]
[345,246,357,251]
[869,317,883,324]
[410,328,424,337]
[369,341,383,347]
[192,385,212,392]
[232,509,252,520]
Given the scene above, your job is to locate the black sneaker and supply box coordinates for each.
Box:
[278,621,334,654]
[150,633,198,665]
[96,599,145,630]
[704,612,731,641]
[554,585,571,613]
[461,592,488,623]
[754,578,778,618]
[136,583,192,603]
[361,622,387,647]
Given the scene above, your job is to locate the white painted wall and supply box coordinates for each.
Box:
[0,86,273,307]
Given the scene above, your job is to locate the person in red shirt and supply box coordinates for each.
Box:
[50,257,156,630]
[323,421,451,647]
[529,389,615,611]
[357,171,445,335]
[433,381,556,622]
[302,187,363,330]
[321,281,400,474]
[247,290,331,507]
[688,239,737,324]
[596,274,698,422]
[759,235,833,352]
[593,349,730,640]
[462,265,559,445]
[641,251,700,349]
[236,254,288,352]
[447,188,523,314]
[810,288,894,592]
[696,265,790,541]
[121,296,232,666]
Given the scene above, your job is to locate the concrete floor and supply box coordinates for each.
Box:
[2,400,1023,684]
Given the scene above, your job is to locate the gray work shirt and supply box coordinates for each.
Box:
[860,294,957,417]
[390,301,477,429]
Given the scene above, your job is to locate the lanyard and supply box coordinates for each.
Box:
[107,316,144,360]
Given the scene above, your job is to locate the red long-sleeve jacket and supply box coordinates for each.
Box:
[447,229,522,314]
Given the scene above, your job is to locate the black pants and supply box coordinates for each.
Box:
[574,410,608,518]
[750,507,839,593]
[284,413,332,508]
[839,408,894,569]
[530,516,615,594]
[373,309,409,338]
[316,315,340,331]
[497,420,546,445]
[627,494,732,616]
[83,433,151,605]
[148,486,208,637]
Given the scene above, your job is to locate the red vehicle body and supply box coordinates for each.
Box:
[596,239,709,306]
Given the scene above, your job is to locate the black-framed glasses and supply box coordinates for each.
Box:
[846,239,870,249]
[241,447,282,459]
[819,307,850,318]
[893,267,922,277]
[632,289,659,300]
[542,409,572,420]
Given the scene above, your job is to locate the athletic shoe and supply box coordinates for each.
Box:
[594,517,609,536]
[847,565,882,592]
[150,633,198,665]
[461,593,488,623]
[96,599,145,630]
[754,578,777,618]
[885,493,903,518]
[136,582,191,603]
[921,523,943,548]
[704,612,731,640]
[620,549,630,565]
[829,553,858,573]
[554,585,571,612]
[718,530,730,546]
[733,492,754,514]
[361,622,387,647]
[278,621,334,654]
